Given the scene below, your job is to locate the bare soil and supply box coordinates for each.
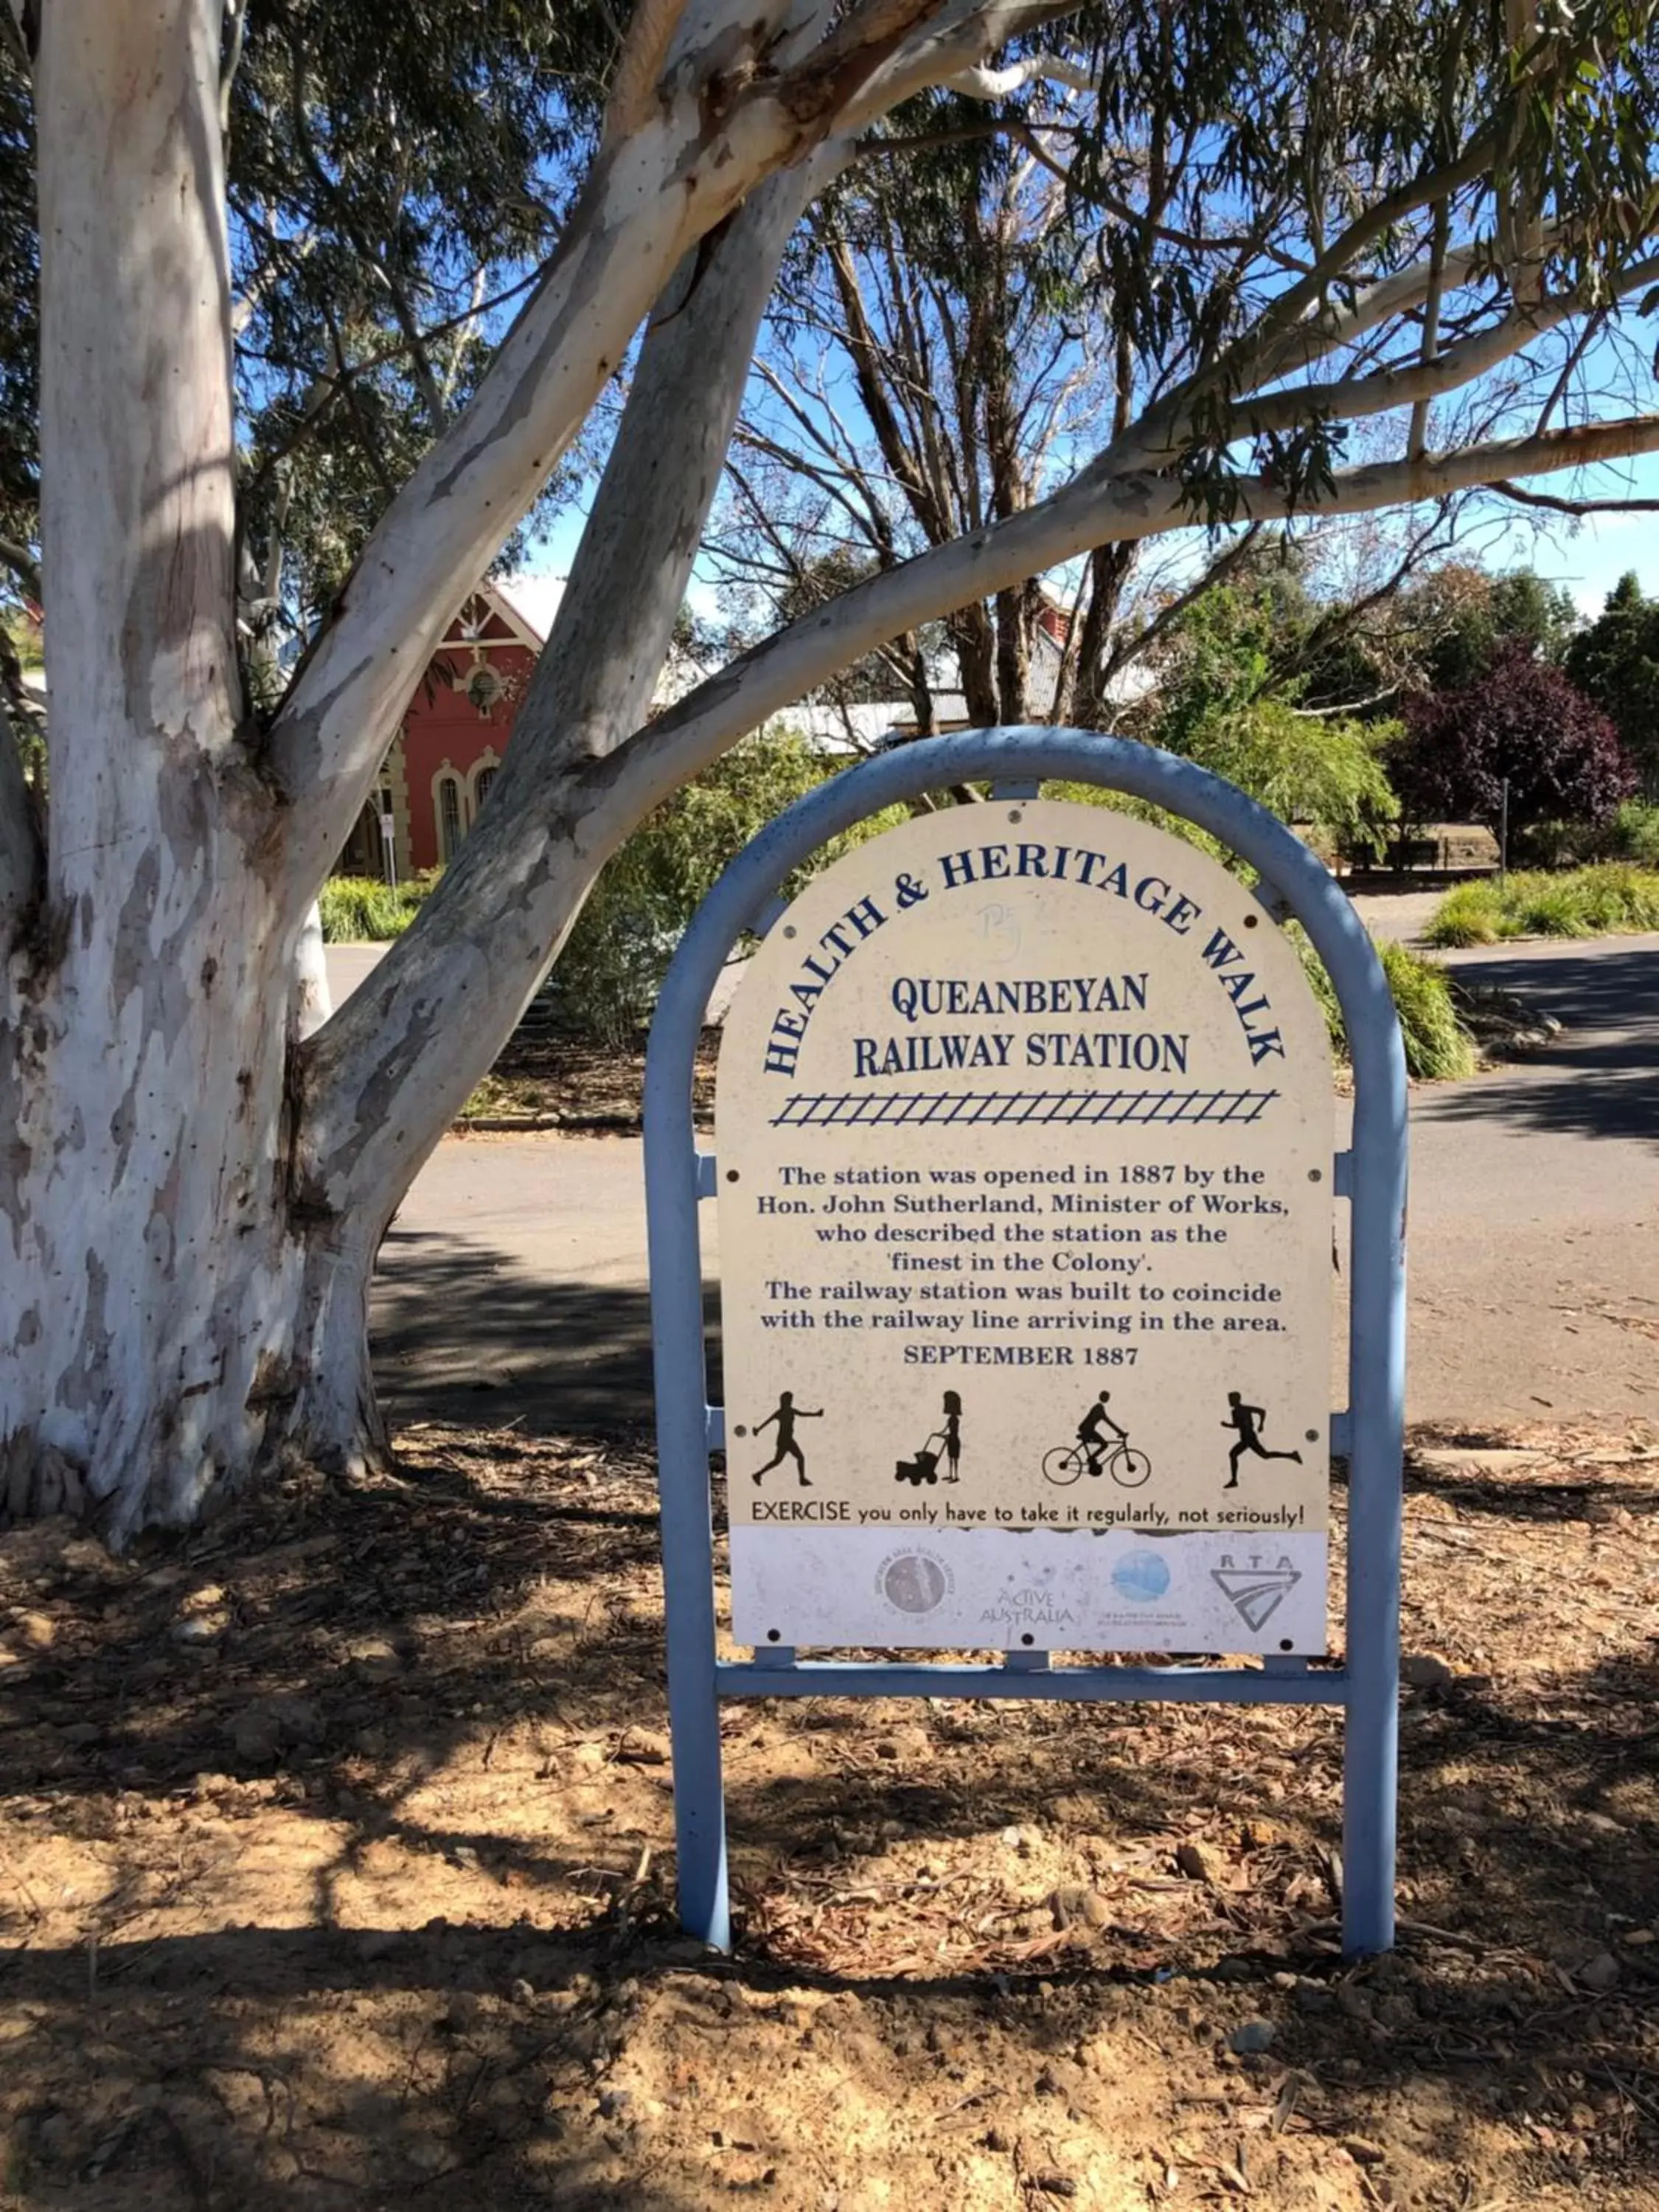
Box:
[458,1033,718,1133]
[4,1421,1659,2211]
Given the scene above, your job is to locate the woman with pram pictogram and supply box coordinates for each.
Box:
[895,1391,963,1486]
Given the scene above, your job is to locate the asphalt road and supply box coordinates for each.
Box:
[369,932,1659,1438]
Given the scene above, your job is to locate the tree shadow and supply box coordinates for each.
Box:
[372,1229,724,1434]
[1402,1436,1659,1526]
[1421,945,1659,1147]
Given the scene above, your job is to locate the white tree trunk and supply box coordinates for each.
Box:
[0,0,317,1537]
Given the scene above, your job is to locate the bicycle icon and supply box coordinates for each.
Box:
[1041,1435,1152,1489]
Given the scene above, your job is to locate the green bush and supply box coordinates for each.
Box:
[546,731,903,1046]
[1530,801,1659,868]
[319,874,432,941]
[1599,801,1659,867]
[1293,928,1476,1081]
[1425,863,1659,947]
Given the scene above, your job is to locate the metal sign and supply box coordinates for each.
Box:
[644,731,1405,1957]
[716,801,1334,1654]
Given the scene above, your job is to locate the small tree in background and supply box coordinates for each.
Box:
[1565,572,1659,797]
[1388,645,1633,860]
[1138,575,1399,860]
[1408,566,1580,692]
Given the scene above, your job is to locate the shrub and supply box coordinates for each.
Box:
[1425,863,1659,947]
[1595,801,1659,867]
[1387,645,1633,858]
[545,731,902,1046]
[319,874,432,941]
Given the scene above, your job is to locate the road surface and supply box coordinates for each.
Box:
[368,932,1659,1436]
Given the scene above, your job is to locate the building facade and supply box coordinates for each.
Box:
[337,582,545,880]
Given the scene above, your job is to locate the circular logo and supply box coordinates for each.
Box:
[879,1551,950,1614]
[1112,1550,1172,1603]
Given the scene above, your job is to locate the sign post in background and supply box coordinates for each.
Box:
[644,731,1405,1958]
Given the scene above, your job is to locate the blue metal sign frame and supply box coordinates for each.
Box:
[644,728,1406,1958]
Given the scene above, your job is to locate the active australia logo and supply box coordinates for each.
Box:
[978,1585,1079,1633]
[876,1548,954,1615]
[1210,1553,1301,1630]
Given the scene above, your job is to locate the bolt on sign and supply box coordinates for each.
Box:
[717,800,1333,1654]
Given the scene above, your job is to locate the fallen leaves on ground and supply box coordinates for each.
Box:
[1,1419,1657,2209]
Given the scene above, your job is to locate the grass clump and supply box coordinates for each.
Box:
[1294,928,1477,1082]
[319,874,433,942]
[1375,938,1479,1079]
[1425,863,1659,948]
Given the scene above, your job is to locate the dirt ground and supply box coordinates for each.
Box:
[4,1422,1659,2212]
[458,1033,719,1132]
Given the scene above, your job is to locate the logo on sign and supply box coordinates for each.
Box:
[876,1549,953,1615]
[1210,1553,1301,1630]
[1111,1551,1173,1603]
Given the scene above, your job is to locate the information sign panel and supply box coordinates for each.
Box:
[717,800,1333,1653]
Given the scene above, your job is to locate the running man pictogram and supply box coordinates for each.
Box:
[750,1391,824,1488]
[1222,1391,1304,1488]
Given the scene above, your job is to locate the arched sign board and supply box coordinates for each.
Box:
[644,731,1405,1959]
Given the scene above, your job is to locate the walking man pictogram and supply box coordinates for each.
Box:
[1222,1391,1304,1488]
[750,1391,823,1487]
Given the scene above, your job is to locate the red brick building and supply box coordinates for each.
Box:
[337,582,547,879]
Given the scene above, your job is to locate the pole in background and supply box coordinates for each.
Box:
[1499,776,1510,887]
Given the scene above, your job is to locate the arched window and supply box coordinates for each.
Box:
[474,765,498,815]
[437,774,462,861]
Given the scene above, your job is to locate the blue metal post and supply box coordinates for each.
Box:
[1339,990,1408,1955]
[642,728,1406,1960]
[641,1075,730,1950]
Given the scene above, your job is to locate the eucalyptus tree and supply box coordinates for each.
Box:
[3,0,1658,1537]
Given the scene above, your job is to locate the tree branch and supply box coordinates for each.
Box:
[297,150,843,1217]
[944,49,1092,98]
[1490,478,1659,516]
[605,414,1659,821]
[603,0,691,147]
[1102,526,1264,690]
[0,535,41,600]
[218,0,249,133]
[263,0,1003,894]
